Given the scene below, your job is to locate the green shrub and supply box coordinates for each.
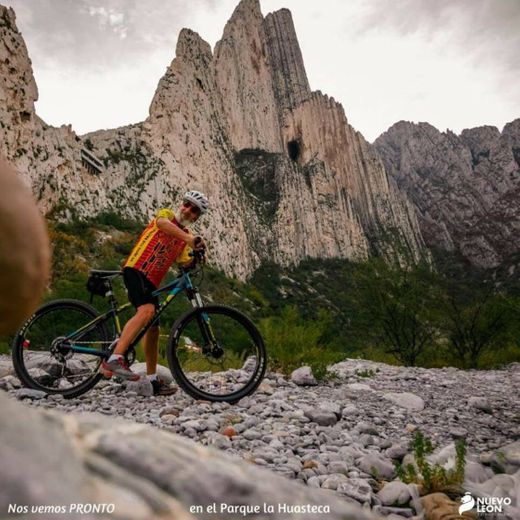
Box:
[396,431,466,495]
[478,342,520,369]
[259,306,344,379]
[91,212,143,232]
[355,368,378,378]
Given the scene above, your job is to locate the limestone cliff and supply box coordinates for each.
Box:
[0,1,425,279]
[375,120,520,272]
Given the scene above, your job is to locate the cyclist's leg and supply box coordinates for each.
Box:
[101,268,157,379]
[100,304,154,380]
[144,322,177,395]
[113,304,155,355]
[143,324,160,375]
[114,267,158,356]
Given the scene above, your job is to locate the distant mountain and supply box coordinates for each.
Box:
[375,120,520,276]
[0,1,424,279]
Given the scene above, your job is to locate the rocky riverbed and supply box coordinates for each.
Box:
[1,356,519,519]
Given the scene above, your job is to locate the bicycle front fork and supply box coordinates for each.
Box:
[187,289,219,355]
[187,288,204,309]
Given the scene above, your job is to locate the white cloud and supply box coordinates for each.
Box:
[86,6,127,38]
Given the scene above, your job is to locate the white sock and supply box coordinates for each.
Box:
[147,373,158,382]
[108,354,123,363]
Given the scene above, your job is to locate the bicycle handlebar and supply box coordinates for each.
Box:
[188,247,206,263]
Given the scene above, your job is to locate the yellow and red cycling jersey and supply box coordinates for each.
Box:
[124,208,192,287]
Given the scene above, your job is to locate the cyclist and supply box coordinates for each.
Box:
[99,190,208,395]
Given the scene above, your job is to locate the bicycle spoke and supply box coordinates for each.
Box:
[169,306,266,401]
[15,301,110,393]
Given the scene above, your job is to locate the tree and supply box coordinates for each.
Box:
[441,287,513,368]
[352,259,441,366]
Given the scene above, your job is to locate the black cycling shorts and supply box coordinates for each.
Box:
[122,267,160,323]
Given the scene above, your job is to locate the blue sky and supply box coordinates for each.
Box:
[5,0,520,142]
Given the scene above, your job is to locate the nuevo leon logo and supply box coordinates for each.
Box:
[459,491,512,516]
[459,492,475,515]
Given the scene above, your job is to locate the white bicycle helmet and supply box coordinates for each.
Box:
[183,190,209,214]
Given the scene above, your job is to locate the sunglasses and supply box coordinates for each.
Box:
[182,200,201,215]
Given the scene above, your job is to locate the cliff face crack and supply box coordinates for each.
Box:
[287,139,300,162]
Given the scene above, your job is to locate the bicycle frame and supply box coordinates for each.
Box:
[63,269,207,359]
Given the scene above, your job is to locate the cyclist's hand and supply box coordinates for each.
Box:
[199,247,208,265]
[189,235,206,250]
[188,247,206,267]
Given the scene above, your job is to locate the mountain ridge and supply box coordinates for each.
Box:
[374,118,520,273]
[2,0,517,278]
[0,0,424,279]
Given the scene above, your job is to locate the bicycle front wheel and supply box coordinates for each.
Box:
[12,299,112,398]
[167,305,267,403]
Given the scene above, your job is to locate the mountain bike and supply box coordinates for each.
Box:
[11,251,267,403]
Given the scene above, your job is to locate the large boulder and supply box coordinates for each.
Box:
[0,392,379,519]
[0,156,49,334]
[131,362,174,384]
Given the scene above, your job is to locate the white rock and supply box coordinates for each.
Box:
[347,383,374,392]
[304,409,337,427]
[131,363,174,384]
[15,388,47,400]
[290,366,317,386]
[337,478,373,504]
[341,404,358,417]
[383,392,424,411]
[125,379,153,397]
[386,443,408,460]
[257,380,275,394]
[468,396,493,414]
[377,481,412,506]
[357,454,396,480]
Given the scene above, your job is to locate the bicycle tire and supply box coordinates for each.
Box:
[167,305,267,403]
[12,299,111,398]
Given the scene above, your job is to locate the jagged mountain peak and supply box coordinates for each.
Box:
[225,0,263,30]
[175,28,212,62]
[503,117,520,136]
[233,0,262,16]
[0,1,425,279]
[377,120,444,141]
[0,4,15,27]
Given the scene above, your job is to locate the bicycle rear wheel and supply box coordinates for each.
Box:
[12,299,112,398]
[167,305,267,403]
